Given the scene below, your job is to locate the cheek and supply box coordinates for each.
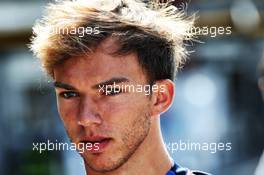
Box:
[99,94,150,122]
[57,99,79,127]
[57,101,82,142]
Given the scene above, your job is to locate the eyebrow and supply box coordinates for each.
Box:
[93,77,130,89]
[53,81,77,90]
[53,77,130,90]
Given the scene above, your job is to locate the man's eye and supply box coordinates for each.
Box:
[59,91,79,99]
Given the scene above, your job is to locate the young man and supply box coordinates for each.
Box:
[30,0,209,174]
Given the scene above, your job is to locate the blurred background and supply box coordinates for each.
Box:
[0,0,263,175]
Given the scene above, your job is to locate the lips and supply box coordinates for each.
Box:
[79,136,112,153]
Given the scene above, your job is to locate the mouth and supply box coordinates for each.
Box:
[79,136,112,153]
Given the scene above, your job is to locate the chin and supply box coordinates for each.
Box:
[83,153,126,173]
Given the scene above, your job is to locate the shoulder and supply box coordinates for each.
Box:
[170,163,212,175]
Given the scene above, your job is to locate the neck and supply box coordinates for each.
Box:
[85,117,173,175]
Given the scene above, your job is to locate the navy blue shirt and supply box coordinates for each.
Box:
[166,163,210,175]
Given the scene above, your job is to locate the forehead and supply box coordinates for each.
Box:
[53,38,147,85]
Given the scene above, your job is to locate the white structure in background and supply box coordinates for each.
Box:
[255,151,264,175]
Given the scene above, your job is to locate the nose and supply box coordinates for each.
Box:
[77,97,102,127]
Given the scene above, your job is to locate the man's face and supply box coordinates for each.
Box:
[53,39,152,172]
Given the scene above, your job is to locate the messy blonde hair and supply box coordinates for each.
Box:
[30,0,195,81]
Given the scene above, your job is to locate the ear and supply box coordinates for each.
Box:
[150,79,175,116]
